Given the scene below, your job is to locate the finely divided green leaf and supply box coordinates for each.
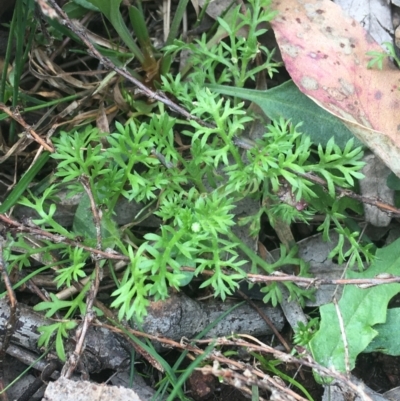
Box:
[208,81,358,148]
[309,238,400,373]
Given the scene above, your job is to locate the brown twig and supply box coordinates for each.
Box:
[93,299,164,372]
[245,272,400,287]
[41,0,215,130]
[181,265,400,287]
[333,296,350,378]
[298,171,400,216]
[62,176,103,378]
[237,288,307,391]
[1,212,399,288]
[197,337,373,401]
[99,322,308,400]
[236,289,291,352]
[97,322,373,401]
[0,213,128,261]
[234,136,400,217]
[0,103,54,153]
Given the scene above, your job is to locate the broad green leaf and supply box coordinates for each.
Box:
[73,193,121,249]
[64,3,95,19]
[309,238,400,375]
[175,254,195,286]
[208,81,359,148]
[71,0,99,11]
[387,172,400,191]
[364,308,400,355]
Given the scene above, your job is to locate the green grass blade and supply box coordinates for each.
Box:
[0,152,51,213]
[166,0,190,46]
[153,301,245,399]
[112,320,187,400]
[166,342,215,401]
[86,0,144,63]
[128,6,154,64]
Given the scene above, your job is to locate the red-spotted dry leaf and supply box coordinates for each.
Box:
[270,0,400,176]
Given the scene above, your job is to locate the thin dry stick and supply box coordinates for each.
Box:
[330,223,364,379]
[244,272,400,286]
[100,322,308,401]
[333,297,350,377]
[203,337,374,401]
[98,321,373,401]
[93,298,164,372]
[237,290,307,381]
[198,364,306,401]
[298,170,400,216]
[41,0,215,129]
[0,103,54,153]
[234,137,400,216]
[0,213,128,261]
[1,211,399,288]
[236,289,291,353]
[62,176,103,378]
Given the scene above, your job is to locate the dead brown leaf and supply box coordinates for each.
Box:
[270,0,400,176]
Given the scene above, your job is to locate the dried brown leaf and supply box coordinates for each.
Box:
[270,0,400,175]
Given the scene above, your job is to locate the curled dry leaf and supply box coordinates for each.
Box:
[270,0,400,176]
